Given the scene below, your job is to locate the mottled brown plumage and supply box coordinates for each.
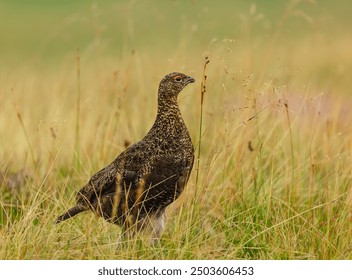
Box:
[55,72,195,241]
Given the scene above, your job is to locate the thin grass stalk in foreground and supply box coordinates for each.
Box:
[195,56,210,191]
[73,48,82,172]
[15,105,37,170]
[186,57,210,243]
[284,101,295,206]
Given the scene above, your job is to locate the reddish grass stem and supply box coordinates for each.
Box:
[73,48,82,171]
[195,57,210,190]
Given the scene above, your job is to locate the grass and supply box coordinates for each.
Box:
[0,0,352,259]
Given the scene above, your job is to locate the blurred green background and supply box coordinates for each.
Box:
[1,0,351,65]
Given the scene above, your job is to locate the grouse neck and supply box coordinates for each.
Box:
[156,95,181,119]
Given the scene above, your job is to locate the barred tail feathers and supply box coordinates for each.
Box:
[54,205,86,224]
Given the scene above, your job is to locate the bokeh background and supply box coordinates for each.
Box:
[1,0,351,62]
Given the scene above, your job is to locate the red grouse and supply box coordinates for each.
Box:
[55,72,195,242]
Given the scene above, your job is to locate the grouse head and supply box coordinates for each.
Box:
[158,72,195,100]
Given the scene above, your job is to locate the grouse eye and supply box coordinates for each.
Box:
[174,76,182,82]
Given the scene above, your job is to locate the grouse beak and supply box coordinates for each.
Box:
[185,76,195,85]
